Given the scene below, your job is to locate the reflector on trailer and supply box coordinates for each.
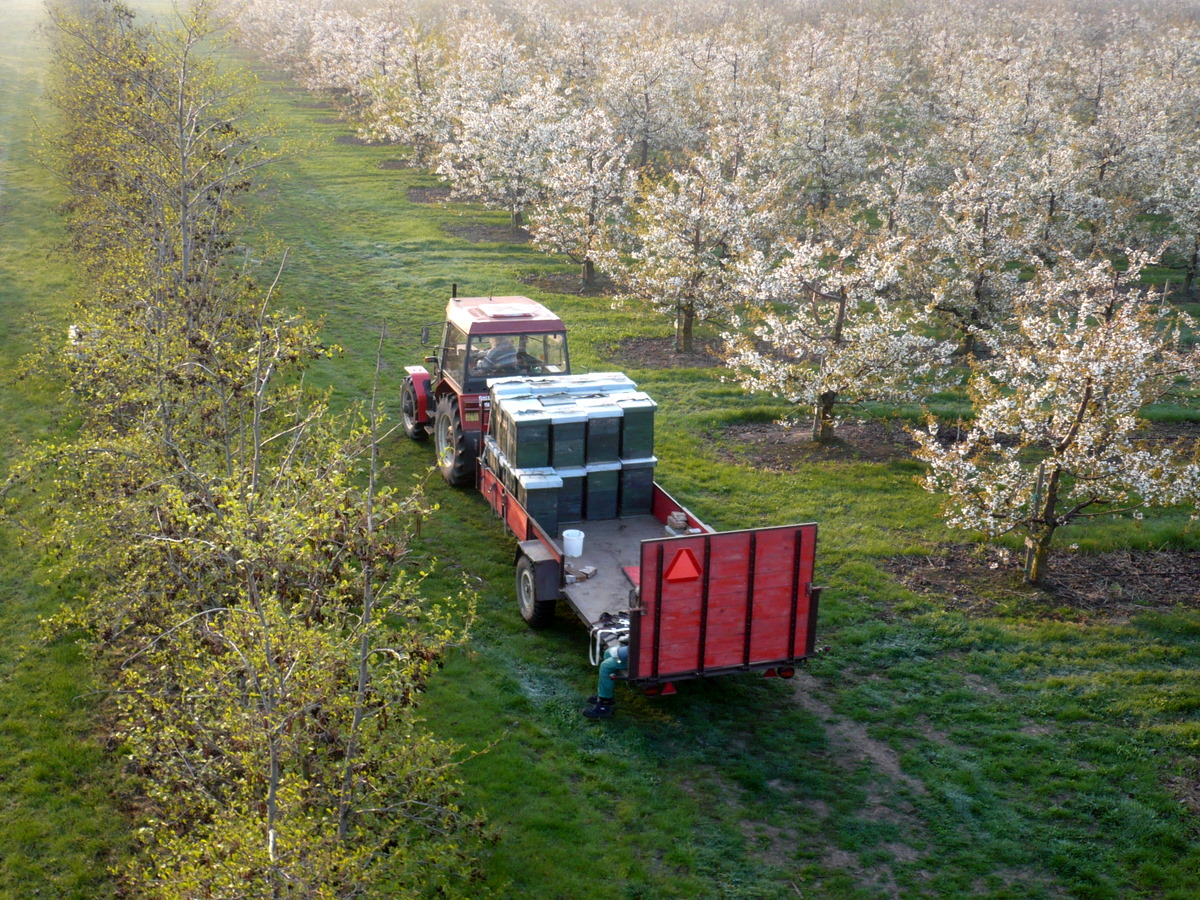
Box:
[663,547,702,583]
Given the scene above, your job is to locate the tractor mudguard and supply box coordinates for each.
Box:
[404,366,432,424]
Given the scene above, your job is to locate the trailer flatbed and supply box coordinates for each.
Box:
[560,515,664,624]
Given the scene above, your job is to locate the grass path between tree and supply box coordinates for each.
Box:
[0,2,128,896]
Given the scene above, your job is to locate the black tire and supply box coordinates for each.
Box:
[401,381,428,441]
[434,395,476,486]
[516,555,555,628]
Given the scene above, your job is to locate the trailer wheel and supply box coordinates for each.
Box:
[401,382,428,441]
[434,395,475,486]
[516,556,555,627]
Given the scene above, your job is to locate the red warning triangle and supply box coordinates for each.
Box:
[664,547,703,583]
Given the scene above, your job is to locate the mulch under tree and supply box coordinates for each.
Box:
[607,335,723,369]
[883,544,1200,619]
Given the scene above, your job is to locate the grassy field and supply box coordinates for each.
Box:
[3,2,1200,897]
[0,2,129,897]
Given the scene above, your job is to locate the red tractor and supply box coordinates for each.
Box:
[401,294,570,485]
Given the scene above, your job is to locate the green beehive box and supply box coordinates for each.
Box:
[619,456,657,516]
[517,470,562,536]
[616,392,657,460]
[483,435,505,477]
[545,403,587,468]
[556,466,586,524]
[585,461,621,520]
[490,402,511,462]
[581,400,622,464]
[504,399,552,469]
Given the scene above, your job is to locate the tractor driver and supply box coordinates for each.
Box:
[474,335,519,374]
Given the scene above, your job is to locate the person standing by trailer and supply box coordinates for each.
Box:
[583,643,628,719]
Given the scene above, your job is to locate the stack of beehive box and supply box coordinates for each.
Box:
[485,374,658,535]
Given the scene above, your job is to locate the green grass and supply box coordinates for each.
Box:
[4,4,1200,896]
[0,2,128,896]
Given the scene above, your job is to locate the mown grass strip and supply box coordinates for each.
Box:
[0,3,128,896]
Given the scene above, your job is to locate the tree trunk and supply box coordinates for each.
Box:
[511,208,524,232]
[811,391,837,443]
[676,306,695,353]
[1024,462,1062,584]
[1186,233,1199,298]
[1025,528,1056,584]
[582,257,595,288]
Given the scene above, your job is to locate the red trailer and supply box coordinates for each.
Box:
[481,459,820,692]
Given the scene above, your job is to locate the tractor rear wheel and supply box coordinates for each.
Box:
[516,555,555,627]
[401,381,428,441]
[434,395,476,486]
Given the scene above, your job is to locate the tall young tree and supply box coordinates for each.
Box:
[360,17,449,166]
[913,252,1200,583]
[727,219,954,443]
[30,3,485,895]
[45,0,282,434]
[615,152,778,352]
[435,79,566,230]
[916,159,1028,356]
[773,24,890,212]
[528,106,635,287]
[597,20,698,167]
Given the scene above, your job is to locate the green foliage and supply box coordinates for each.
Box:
[0,3,129,895]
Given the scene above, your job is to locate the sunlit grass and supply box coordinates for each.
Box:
[0,4,130,896]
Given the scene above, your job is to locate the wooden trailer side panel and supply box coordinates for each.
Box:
[629,523,818,683]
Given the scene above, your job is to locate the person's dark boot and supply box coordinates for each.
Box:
[582,697,615,719]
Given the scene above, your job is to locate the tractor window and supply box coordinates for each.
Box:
[517,332,568,373]
[467,332,568,379]
[442,324,470,384]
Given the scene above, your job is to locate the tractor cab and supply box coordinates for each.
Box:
[402,295,570,485]
[436,295,569,392]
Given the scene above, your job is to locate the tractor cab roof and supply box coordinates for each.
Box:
[446,295,566,335]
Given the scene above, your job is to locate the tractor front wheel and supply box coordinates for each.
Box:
[434,395,476,486]
[516,555,555,627]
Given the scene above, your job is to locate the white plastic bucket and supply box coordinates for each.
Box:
[562,529,585,558]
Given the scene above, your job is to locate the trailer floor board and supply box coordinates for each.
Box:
[561,516,664,625]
